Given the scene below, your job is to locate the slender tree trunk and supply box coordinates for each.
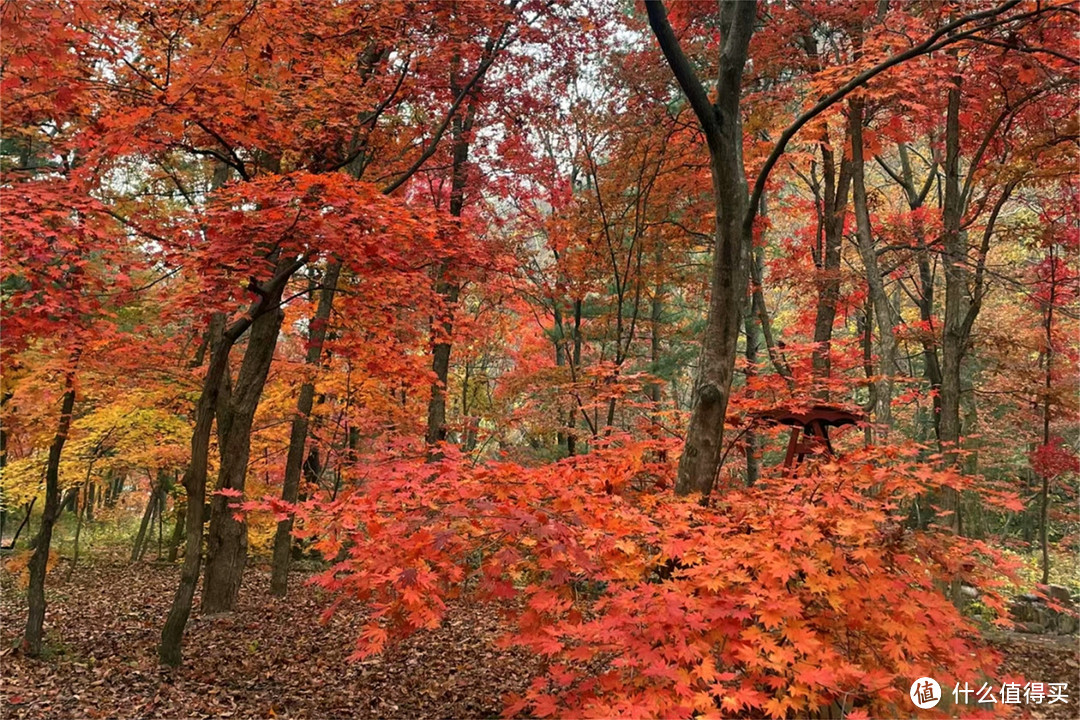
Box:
[810,139,852,388]
[132,474,160,563]
[67,484,89,579]
[270,262,340,597]
[850,98,898,437]
[203,300,286,614]
[425,92,474,449]
[167,499,186,563]
[743,295,760,487]
[939,74,965,534]
[1040,249,1056,585]
[22,351,79,657]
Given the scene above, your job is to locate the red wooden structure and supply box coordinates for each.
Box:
[753,404,864,470]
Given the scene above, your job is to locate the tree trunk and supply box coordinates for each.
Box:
[938,74,965,533]
[425,89,474,449]
[270,261,340,597]
[160,321,235,666]
[167,499,186,563]
[810,138,852,388]
[850,98,899,437]
[648,0,757,497]
[132,474,161,563]
[743,295,760,487]
[203,300,286,614]
[22,352,78,657]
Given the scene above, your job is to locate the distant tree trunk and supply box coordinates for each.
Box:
[132,473,161,563]
[68,482,91,579]
[1040,248,1056,585]
[648,0,757,497]
[743,295,760,487]
[4,498,35,550]
[203,296,286,614]
[22,350,79,657]
[270,261,340,597]
[167,499,186,563]
[566,299,583,456]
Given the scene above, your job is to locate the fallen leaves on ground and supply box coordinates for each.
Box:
[1,557,540,719]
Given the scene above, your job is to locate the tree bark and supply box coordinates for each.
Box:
[270,261,340,597]
[160,257,298,665]
[647,0,757,497]
[810,137,852,387]
[850,98,899,437]
[22,350,79,657]
[202,298,286,614]
[938,73,965,533]
[425,84,474,449]
[132,473,161,563]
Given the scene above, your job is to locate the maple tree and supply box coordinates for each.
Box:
[1,0,1078,717]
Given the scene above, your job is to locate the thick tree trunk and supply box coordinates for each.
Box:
[203,301,286,614]
[22,355,78,657]
[270,261,340,597]
[648,0,757,497]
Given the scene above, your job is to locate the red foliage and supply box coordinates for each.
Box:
[239,442,1019,718]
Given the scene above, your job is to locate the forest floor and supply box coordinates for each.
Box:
[1,557,1078,719]
[0,556,539,719]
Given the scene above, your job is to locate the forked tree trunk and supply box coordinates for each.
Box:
[810,137,852,388]
[22,352,78,657]
[203,300,286,614]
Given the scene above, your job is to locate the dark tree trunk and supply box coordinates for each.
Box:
[939,76,965,532]
[270,261,340,597]
[648,0,757,497]
[22,353,78,657]
[160,330,234,665]
[425,88,474,449]
[203,300,286,614]
[167,499,185,563]
[810,138,852,387]
[743,295,760,487]
[132,473,161,563]
[160,258,298,665]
